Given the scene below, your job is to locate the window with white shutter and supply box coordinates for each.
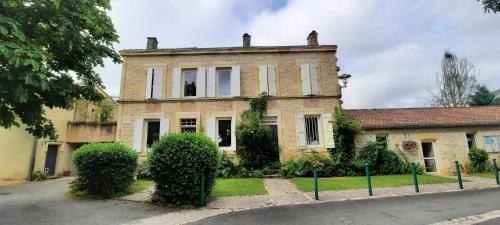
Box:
[259,65,277,96]
[300,64,319,96]
[321,114,335,148]
[171,68,181,98]
[152,67,164,99]
[133,119,143,152]
[296,116,306,148]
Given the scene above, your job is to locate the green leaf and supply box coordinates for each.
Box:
[0,25,7,35]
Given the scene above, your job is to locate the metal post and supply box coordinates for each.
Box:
[313,166,319,200]
[411,163,419,193]
[455,161,463,190]
[199,172,205,207]
[493,159,499,185]
[365,162,373,196]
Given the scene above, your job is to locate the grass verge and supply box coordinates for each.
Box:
[471,172,498,179]
[69,179,154,199]
[212,178,267,197]
[290,175,458,192]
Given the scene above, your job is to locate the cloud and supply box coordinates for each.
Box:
[96,0,500,109]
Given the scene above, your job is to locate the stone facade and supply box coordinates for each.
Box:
[355,127,500,175]
[117,45,341,162]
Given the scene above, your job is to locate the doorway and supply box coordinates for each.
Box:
[263,116,279,144]
[421,142,437,172]
[44,145,59,176]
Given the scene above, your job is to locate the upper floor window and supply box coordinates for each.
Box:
[216,68,231,97]
[182,69,197,97]
[181,118,197,133]
[304,115,320,146]
[146,67,164,99]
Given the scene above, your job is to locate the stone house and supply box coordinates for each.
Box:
[116,31,340,162]
[347,107,500,175]
[0,87,117,181]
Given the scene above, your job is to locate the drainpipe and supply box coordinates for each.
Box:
[27,136,38,181]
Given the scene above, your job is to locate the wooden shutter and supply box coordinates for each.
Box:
[133,119,143,152]
[310,64,320,95]
[321,114,335,148]
[205,117,216,142]
[267,65,277,96]
[231,115,236,149]
[171,68,181,98]
[296,116,306,148]
[145,68,153,99]
[159,117,169,138]
[196,67,206,98]
[300,64,311,95]
[206,67,216,97]
[153,67,163,99]
[230,66,240,97]
[258,65,268,95]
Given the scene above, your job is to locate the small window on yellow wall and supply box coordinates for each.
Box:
[181,118,197,133]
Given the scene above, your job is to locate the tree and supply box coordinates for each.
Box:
[469,85,500,106]
[331,107,363,176]
[430,51,477,107]
[478,0,500,13]
[0,0,121,140]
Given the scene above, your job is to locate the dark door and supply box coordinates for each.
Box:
[44,145,58,176]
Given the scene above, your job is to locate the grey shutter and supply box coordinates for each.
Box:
[171,68,181,98]
[310,64,319,95]
[196,67,206,98]
[133,119,143,152]
[300,64,311,95]
[153,67,163,99]
[145,68,153,99]
[267,65,277,96]
[205,117,216,142]
[206,67,216,97]
[258,65,268,95]
[296,116,306,148]
[159,117,169,138]
[230,66,240,96]
[321,114,335,148]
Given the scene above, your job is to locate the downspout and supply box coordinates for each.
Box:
[27,136,38,181]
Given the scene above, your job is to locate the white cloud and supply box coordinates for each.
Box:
[96,0,500,109]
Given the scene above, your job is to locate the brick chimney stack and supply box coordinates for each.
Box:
[307,30,318,46]
[243,33,251,47]
[146,37,158,50]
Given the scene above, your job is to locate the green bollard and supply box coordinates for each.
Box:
[199,172,205,207]
[493,159,499,185]
[365,162,373,196]
[455,161,463,190]
[411,163,419,193]
[313,166,319,200]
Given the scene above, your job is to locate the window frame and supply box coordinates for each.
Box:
[376,134,388,149]
[180,118,197,133]
[421,141,437,172]
[483,135,500,153]
[466,133,476,150]
[216,67,232,97]
[144,119,161,151]
[181,68,198,98]
[216,117,233,149]
[304,115,321,147]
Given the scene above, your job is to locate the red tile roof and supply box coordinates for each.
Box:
[345,106,500,130]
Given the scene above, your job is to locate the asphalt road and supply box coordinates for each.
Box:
[0,178,171,225]
[190,188,500,225]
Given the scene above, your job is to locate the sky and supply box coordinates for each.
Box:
[95,0,500,109]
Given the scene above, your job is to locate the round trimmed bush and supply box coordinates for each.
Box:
[73,142,138,197]
[150,133,220,205]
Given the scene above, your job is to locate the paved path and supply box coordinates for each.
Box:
[0,178,172,225]
[264,178,312,205]
[189,187,500,225]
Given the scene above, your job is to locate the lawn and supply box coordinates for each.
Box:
[471,172,498,179]
[212,178,267,197]
[290,175,458,192]
[69,179,153,199]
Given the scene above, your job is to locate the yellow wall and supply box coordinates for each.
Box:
[0,125,34,180]
[355,127,500,175]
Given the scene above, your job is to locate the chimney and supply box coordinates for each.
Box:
[242,33,251,47]
[307,30,318,46]
[146,37,158,50]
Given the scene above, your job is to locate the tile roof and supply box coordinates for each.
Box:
[345,106,500,130]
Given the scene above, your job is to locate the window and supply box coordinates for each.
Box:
[216,68,231,97]
[217,118,232,147]
[484,136,500,153]
[182,69,197,97]
[376,134,388,149]
[421,142,437,172]
[149,68,156,99]
[263,116,278,143]
[146,121,160,148]
[181,118,197,133]
[466,133,476,150]
[305,116,320,146]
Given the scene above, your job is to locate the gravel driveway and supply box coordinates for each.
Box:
[0,178,171,225]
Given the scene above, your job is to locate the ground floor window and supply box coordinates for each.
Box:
[181,118,197,133]
[263,116,278,143]
[304,115,320,146]
[146,121,160,148]
[421,142,437,172]
[483,136,500,152]
[466,133,476,150]
[217,118,232,147]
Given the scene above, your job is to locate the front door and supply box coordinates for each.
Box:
[44,145,59,176]
[421,142,437,172]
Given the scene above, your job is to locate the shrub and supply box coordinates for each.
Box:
[217,153,239,178]
[466,148,490,172]
[149,133,219,206]
[281,153,335,178]
[354,142,410,175]
[236,111,279,170]
[31,170,47,181]
[137,162,152,179]
[73,142,138,198]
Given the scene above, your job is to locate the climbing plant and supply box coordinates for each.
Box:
[331,107,364,175]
